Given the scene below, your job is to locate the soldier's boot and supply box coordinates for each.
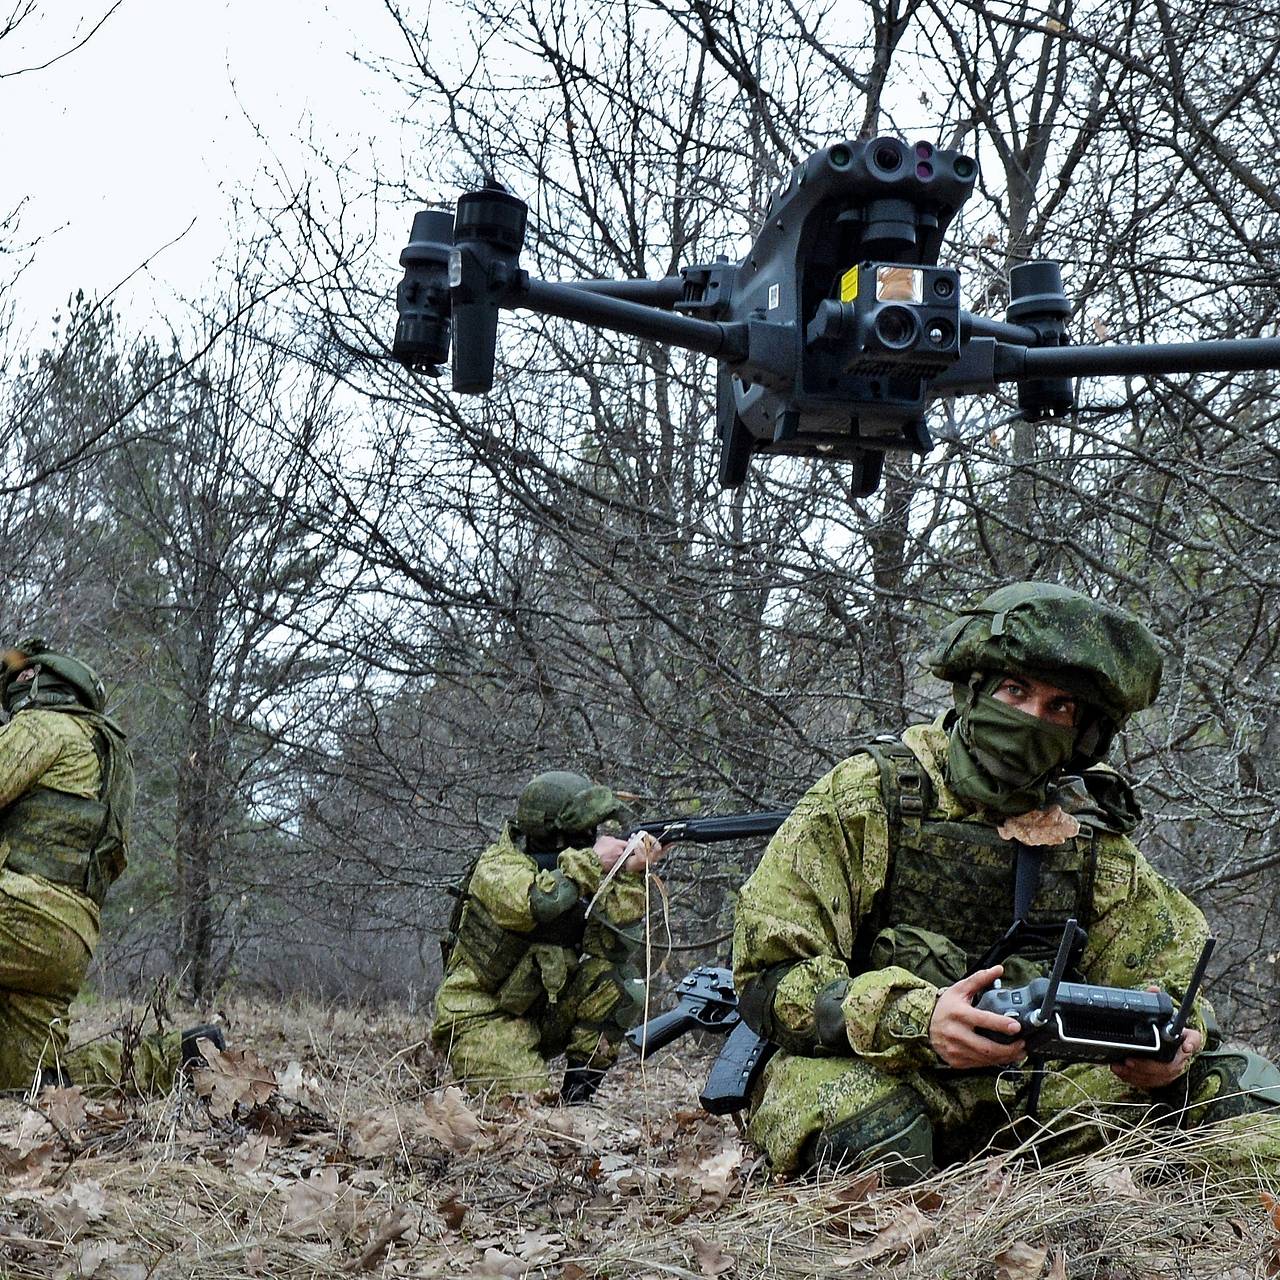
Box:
[180,1024,226,1074]
[812,1100,935,1186]
[37,1065,70,1091]
[560,1060,608,1104]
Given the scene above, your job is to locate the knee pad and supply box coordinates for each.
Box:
[1183,1049,1280,1123]
[813,1096,935,1186]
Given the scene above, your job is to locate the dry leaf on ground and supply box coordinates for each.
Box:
[438,1194,468,1231]
[233,1133,270,1174]
[280,1166,359,1239]
[995,1239,1048,1280]
[55,1239,141,1280]
[37,1086,87,1135]
[471,1246,527,1277]
[0,1141,57,1187]
[1091,1163,1142,1199]
[690,1234,735,1277]
[347,1109,402,1158]
[515,1229,563,1264]
[344,1204,416,1272]
[37,1180,110,1241]
[421,1087,483,1154]
[834,1203,936,1264]
[691,1146,742,1203]
[277,1061,327,1109]
[192,1044,276,1119]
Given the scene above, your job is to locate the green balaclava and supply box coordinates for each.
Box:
[926,582,1164,817]
[946,674,1079,816]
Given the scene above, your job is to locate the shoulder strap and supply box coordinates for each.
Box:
[848,733,924,961]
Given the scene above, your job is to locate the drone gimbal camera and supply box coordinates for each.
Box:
[394,135,1280,495]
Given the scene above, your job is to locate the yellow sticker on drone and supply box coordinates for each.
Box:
[840,266,859,302]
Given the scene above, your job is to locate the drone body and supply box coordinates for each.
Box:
[393,135,1280,495]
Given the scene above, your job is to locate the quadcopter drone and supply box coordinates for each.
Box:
[392,135,1280,495]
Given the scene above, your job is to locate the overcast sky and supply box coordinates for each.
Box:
[5,0,410,337]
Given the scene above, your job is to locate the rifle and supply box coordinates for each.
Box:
[630,809,791,845]
[626,965,776,1115]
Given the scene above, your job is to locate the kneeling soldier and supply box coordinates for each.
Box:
[734,583,1280,1181]
[432,771,664,1102]
[0,638,210,1092]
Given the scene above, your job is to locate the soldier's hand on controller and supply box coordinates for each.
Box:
[1112,986,1203,1089]
[930,965,1028,1068]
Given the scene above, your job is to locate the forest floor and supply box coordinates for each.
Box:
[0,995,1276,1279]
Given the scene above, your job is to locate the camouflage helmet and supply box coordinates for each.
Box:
[926,582,1162,727]
[514,771,625,843]
[0,637,106,714]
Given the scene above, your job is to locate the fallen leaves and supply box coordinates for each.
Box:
[994,1239,1048,1280]
[191,1044,277,1119]
[833,1202,937,1264]
[421,1086,484,1154]
[678,1142,742,1211]
[344,1204,416,1272]
[690,1234,735,1277]
[279,1167,362,1240]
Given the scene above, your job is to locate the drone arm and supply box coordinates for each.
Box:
[565,277,686,307]
[964,313,1039,345]
[514,276,748,361]
[1020,336,1280,378]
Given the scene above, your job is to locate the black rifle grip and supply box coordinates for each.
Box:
[626,1007,698,1058]
[699,1019,777,1115]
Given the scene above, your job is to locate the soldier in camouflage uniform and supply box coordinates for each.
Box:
[0,638,216,1093]
[734,583,1280,1180]
[432,771,663,1102]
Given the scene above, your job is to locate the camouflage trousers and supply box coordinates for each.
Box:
[431,951,646,1095]
[750,1049,1280,1183]
[0,887,184,1093]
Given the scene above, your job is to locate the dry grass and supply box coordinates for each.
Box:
[0,995,1274,1279]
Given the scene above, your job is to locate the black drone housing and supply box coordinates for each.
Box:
[393,135,1280,495]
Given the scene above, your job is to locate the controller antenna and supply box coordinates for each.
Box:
[1030,918,1083,1028]
[1166,937,1216,1041]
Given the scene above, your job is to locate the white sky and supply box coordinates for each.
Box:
[4,0,408,338]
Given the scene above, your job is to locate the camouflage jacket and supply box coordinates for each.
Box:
[732,720,1209,1072]
[0,708,104,951]
[448,826,649,991]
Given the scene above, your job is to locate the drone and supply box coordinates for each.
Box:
[392,135,1280,496]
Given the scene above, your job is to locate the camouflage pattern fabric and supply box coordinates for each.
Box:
[432,828,648,1094]
[733,722,1279,1179]
[927,581,1163,728]
[0,707,180,1093]
[749,1046,1280,1182]
[0,869,183,1092]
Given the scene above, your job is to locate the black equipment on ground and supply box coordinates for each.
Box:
[975,919,1216,1063]
[393,136,1280,494]
[626,965,776,1114]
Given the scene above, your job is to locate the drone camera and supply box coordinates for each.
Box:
[807,263,962,375]
[392,209,455,372]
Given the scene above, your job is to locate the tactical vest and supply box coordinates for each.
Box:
[0,708,134,907]
[443,844,588,989]
[857,738,1099,978]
